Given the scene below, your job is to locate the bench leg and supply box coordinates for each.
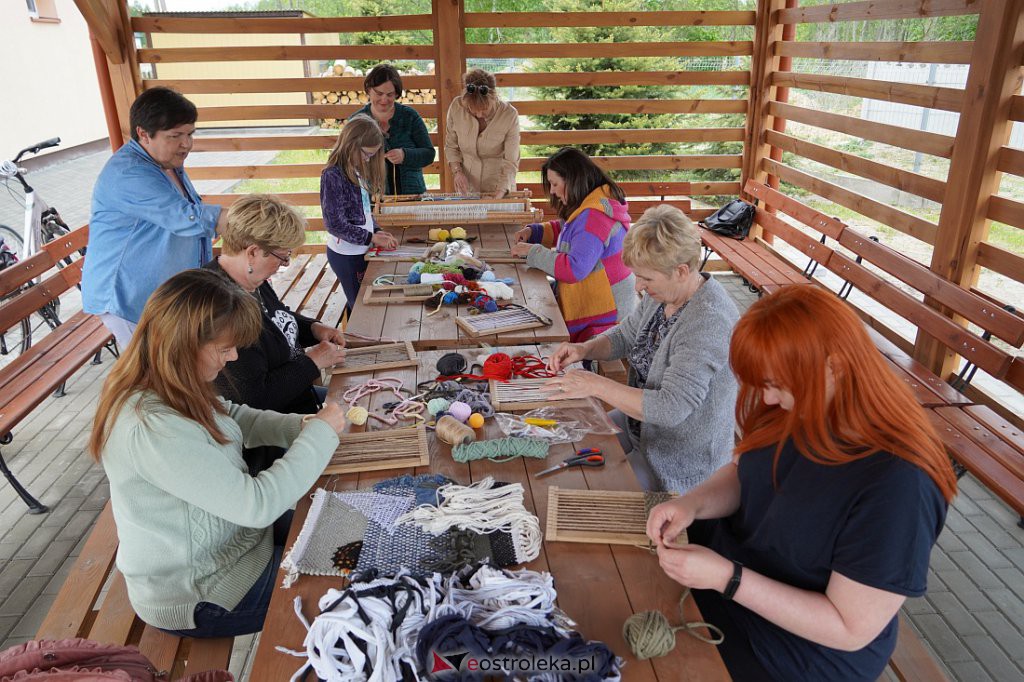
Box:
[1019,516,1024,531]
[0,445,49,514]
[53,382,67,398]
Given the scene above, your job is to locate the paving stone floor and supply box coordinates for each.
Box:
[0,148,1021,681]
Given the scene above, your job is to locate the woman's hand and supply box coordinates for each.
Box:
[510,241,533,259]
[656,544,733,593]
[489,189,508,199]
[547,342,588,373]
[311,401,347,436]
[513,225,534,244]
[311,322,345,347]
[371,231,398,250]
[646,497,697,547]
[306,340,347,370]
[384,148,405,165]
[453,170,472,195]
[541,368,599,399]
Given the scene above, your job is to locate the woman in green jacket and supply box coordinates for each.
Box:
[351,63,436,195]
[89,268,346,638]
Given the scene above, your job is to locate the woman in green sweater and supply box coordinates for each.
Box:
[89,268,346,638]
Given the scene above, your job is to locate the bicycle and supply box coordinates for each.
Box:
[0,137,78,357]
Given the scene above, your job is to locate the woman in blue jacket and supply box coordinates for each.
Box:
[351,64,435,195]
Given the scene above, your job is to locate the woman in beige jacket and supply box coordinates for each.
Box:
[445,68,521,198]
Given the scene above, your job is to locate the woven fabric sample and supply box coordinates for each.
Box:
[373,473,453,498]
[356,520,450,578]
[335,490,413,530]
[281,489,369,585]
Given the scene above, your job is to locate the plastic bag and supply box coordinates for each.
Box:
[494,399,621,444]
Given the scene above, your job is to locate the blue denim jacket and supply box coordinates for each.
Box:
[81,139,220,323]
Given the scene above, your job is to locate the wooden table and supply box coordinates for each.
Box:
[247,345,728,681]
[344,224,570,350]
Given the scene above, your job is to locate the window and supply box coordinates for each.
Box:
[27,0,59,22]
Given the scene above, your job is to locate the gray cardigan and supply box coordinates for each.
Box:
[601,276,739,493]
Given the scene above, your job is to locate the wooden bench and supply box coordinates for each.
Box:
[36,502,235,679]
[0,226,115,514]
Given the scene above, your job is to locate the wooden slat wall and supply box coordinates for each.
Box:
[751,0,1023,419]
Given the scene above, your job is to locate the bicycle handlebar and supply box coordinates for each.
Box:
[13,137,61,163]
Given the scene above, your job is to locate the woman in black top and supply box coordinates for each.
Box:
[205,194,347,473]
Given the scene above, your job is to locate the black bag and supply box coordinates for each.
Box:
[700,199,755,240]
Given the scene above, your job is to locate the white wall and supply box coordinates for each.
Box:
[0,2,108,159]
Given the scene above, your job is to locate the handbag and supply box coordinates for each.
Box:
[699,199,755,240]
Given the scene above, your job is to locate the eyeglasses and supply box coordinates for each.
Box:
[267,250,292,265]
[465,83,491,97]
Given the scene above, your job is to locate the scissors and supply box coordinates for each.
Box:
[535,448,605,477]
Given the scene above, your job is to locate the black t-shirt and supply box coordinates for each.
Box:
[704,440,947,682]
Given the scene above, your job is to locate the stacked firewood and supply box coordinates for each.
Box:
[315,61,436,128]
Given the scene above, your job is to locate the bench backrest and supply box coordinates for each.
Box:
[742,181,1022,389]
[0,226,88,335]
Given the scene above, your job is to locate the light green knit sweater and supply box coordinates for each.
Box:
[100,391,339,630]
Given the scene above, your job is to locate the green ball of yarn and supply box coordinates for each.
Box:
[451,437,549,463]
[623,610,678,660]
[427,398,451,417]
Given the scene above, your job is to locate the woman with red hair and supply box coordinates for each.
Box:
[646,286,956,682]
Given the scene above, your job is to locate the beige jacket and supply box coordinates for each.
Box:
[444,97,520,195]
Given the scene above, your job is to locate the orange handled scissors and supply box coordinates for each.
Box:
[535,449,605,477]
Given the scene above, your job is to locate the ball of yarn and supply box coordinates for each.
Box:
[435,414,476,446]
[442,291,459,304]
[623,611,677,660]
[468,413,485,429]
[428,228,442,241]
[482,353,514,381]
[450,226,467,239]
[427,398,451,417]
[346,406,369,426]
[410,261,426,274]
[474,295,498,313]
[437,228,451,241]
[448,400,472,423]
[480,270,496,282]
[406,270,422,284]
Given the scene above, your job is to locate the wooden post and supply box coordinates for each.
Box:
[432,0,466,193]
[741,0,787,200]
[75,0,140,145]
[914,0,1024,377]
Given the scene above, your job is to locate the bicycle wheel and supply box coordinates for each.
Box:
[0,293,32,357]
[0,224,23,260]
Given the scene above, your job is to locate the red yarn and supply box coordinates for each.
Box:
[482,353,513,380]
[512,354,556,378]
[442,273,469,287]
[435,352,554,383]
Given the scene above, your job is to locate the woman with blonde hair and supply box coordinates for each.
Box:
[89,268,346,638]
[646,285,955,681]
[445,68,520,197]
[321,114,398,314]
[206,194,346,473]
[545,204,738,492]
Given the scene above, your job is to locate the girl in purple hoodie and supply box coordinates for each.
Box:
[320,114,397,315]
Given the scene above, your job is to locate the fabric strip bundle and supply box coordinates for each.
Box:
[275,563,622,682]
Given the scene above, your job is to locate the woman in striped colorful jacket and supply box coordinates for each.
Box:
[512,147,637,342]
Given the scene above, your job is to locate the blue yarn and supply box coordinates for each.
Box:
[407,270,422,284]
[480,270,496,282]
[410,262,426,274]
[500,277,515,285]
[442,291,459,304]
[481,298,498,313]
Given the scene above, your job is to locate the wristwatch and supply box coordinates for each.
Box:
[723,560,743,601]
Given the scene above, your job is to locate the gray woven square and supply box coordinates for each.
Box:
[281,489,368,581]
[335,490,413,531]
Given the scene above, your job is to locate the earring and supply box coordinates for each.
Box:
[248,265,254,274]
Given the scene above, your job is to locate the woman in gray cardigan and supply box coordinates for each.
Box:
[545,205,739,493]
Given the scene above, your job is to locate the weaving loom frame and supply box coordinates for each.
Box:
[329,341,419,376]
[324,424,430,475]
[373,191,542,227]
[361,283,437,305]
[364,246,527,264]
[545,487,684,546]
[363,246,432,262]
[455,307,553,339]
[489,378,590,411]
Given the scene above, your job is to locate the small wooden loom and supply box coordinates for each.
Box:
[545,487,684,546]
[329,341,418,376]
[455,306,552,339]
[365,245,526,265]
[489,378,590,411]
[374,191,542,227]
[323,423,429,475]
[361,283,436,305]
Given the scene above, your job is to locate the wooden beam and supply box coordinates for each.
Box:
[77,0,139,141]
[137,45,435,63]
[463,42,753,59]
[771,71,963,112]
[987,195,1024,230]
[778,0,982,24]
[463,11,756,27]
[144,76,436,94]
[742,0,786,195]
[976,241,1024,282]
[493,71,750,87]
[433,0,464,192]
[776,41,974,64]
[132,15,433,33]
[916,0,1024,375]
[74,0,124,64]
[512,99,747,115]
[767,100,954,158]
